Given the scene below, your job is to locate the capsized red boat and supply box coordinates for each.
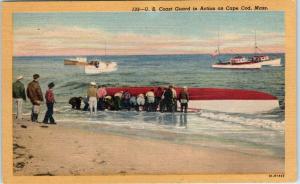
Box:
[105,87,279,114]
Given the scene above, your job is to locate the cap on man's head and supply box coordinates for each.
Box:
[48,82,55,88]
[90,82,96,86]
[17,76,23,80]
[33,74,40,80]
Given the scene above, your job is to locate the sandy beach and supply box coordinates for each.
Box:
[13,117,284,176]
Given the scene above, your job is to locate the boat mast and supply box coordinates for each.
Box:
[104,40,107,56]
[254,30,257,55]
[217,31,220,55]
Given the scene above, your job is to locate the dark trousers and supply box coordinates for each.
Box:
[123,99,130,110]
[154,97,161,111]
[146,103,154,112]
[43,103,55,123]
[114,97,121,110]
[166,99,176,112]
[180,103,188,113]
[97,98,105,111]
[160,99,166,112]
[31,107,38,122]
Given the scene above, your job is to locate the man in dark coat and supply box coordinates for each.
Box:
[164,86,173,112]
[26,74,43,122]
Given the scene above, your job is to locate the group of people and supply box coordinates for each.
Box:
[13,74,56,124]
[69,82,190,115]
[13,75,190,121]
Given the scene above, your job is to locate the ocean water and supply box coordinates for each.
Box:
[13,54,285,158]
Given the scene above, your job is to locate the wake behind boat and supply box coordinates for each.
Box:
[85,61,118,75]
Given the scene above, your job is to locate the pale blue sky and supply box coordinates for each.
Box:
[13,12,284,56]
[14,12,284,38]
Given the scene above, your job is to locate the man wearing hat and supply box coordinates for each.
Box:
[27,74,44,122]
[13,75,26,119]
[43,82,56,124]
[87,82,98,115]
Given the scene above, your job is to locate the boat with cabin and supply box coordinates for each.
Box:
[248,31,281,67]
[84,42,118,74]
[212,56,261,69]
[211,32,261,69]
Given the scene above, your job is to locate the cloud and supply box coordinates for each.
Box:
[14,26,284,56]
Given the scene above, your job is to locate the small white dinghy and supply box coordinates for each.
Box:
[84,61,117,75]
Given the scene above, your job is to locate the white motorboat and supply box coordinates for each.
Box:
[85,61,117,74]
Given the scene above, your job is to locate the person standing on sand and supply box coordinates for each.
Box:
[179,86,189,113]
[164,86,173,112]
[13,75,26,120]
[43,82,56,124]
[27,74,43,123]
[87,82,98,115]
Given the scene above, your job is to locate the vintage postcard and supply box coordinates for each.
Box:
[2,0,296,183]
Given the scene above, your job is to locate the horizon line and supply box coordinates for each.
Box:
[13,52,285,57]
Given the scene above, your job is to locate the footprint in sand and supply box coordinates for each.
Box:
[119,170,127,174]
[15,162,25,168]
[20,125,27,128]
[98,160,106,165]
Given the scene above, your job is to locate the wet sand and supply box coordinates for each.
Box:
[13,118,284,176]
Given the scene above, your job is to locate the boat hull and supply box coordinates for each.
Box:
[212,62,261,69]
[64,60,87,65]
[188,100,279,114]
[259,58,281,67]
[105,87,279,114]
